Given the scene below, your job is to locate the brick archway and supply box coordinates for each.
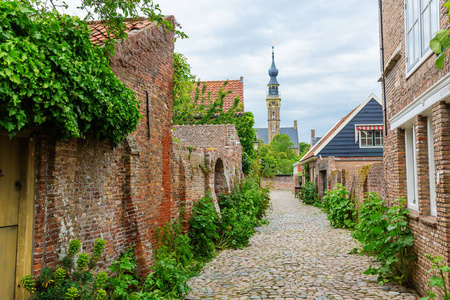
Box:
[214,158,228,196]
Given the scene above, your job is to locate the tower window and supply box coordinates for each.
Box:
[272,128,275,133]
[272,112,275,120]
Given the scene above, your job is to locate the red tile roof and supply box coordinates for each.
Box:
[301,106,358,161]
[192,80,244,112]
[87,18,154,46]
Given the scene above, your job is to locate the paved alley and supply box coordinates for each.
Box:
[186,191,419,300]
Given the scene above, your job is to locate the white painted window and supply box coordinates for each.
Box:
[405,0,439,72]
[428,118,437,216]
[405,127,419,210]
[359,130,383,147]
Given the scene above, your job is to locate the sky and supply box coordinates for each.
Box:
[66,0,382,143]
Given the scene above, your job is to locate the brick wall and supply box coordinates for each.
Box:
[32,19,175,275]
[262,175,294,191]
[172,124,243,215]
[381,0,450,296]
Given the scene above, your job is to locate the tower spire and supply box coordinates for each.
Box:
[268,44,279,95]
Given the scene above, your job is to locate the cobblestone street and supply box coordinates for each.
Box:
[186,191,419,300]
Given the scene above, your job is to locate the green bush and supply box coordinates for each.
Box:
[188,194,220,260]
[322,184,355,229]
[352,193,415,285]
[218,173,270,249]
[301,181,320,206]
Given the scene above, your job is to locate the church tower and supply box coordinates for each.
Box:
[267,45,281,144]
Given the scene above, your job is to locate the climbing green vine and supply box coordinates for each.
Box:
[0,2,140,144]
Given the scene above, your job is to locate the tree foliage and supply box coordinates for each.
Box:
[259,134,300,177]
[0,1,140,144]
[299,142,310,158]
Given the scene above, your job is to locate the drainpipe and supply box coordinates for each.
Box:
[379,0,388,136]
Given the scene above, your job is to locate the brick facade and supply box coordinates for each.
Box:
[29,18,243,278]
[380,0,450,295]
[172,124,243,214]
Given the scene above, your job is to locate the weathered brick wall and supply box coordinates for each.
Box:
[262,176,294,191]
[381,0,450,296]
[172,124,243,216]
[32,18,175,275]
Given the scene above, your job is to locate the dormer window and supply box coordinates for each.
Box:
[355,125,383,148]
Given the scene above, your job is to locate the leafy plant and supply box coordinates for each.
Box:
[218,172,271,249]
[322,184,355,229]
[21,239,107,299]
[352,194,415,285]
[0,2,140,144]
[421,255,450,300]
[430,1,450,69]
[188,194,220,260]
[301,181,320,206]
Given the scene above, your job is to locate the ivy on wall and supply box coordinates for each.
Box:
[0,2,140,144]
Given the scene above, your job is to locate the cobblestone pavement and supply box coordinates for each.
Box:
[186,191,419,300]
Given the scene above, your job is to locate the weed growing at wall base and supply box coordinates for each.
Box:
[322,184,356,229]
[352,194,414,286]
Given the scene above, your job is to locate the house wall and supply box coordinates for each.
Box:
[319,99,383,157]
[381,0,450,296]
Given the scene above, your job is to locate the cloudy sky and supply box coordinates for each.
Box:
[67,0,382,143]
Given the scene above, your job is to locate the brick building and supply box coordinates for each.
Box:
[0,18,243,299]
[379,0,450,295]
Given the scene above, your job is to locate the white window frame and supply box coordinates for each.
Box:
[427,117,437,216]
[406,126,419,211]
[405,0,439,77]
[358,129,384,148]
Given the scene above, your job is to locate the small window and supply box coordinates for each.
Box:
[359,130,383,147]
[272,112,275,120]
[272,128,275,133]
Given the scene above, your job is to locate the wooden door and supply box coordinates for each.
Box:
[0,136,21,299]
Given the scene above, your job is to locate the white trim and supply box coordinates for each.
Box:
[406,49,434,79]
[406,126,419,211]
[428,117,437,216]
[313,94,382,155]
[391,72,450,129]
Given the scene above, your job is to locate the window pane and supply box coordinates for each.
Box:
[407,0,415,30]
[430,0,439,33]
[422,5,431,54]
[414,0,420,20]
[414,22,420,62]
[407,30,414,67]
[375,131,383,146]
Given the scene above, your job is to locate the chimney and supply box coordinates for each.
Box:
[294,120,297,130]
[310,129,315,147]
[239,76,243,82]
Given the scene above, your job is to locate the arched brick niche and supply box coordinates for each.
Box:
[214,158,228,196]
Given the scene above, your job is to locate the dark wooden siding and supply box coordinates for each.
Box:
[319,98,383,157]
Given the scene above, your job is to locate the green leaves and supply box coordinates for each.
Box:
[0,2,140,144]
[352,195,414,286]
[430,2,450,69]
[322,184,355,229]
